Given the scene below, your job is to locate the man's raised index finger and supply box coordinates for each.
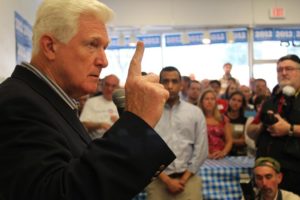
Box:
[127,41,144,78]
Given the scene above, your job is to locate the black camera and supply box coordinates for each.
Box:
[261,112,278,126]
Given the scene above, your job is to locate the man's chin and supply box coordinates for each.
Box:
[169,94,179,101]
[279,80,291,87]
[83,85,97,95]
[261,188,273,196]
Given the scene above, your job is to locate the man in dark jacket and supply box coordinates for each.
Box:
[248,54,300,195]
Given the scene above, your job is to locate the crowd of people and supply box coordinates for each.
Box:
[77,55,300,199]
[77,56,300,199]
[80,62,268,158]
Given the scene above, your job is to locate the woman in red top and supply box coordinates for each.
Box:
[199,89,233,159]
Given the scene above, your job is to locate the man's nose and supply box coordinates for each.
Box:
[165,82,174,89]
[261,178,268,186]
[95,49,108,69]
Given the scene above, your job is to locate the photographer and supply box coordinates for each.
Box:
[247,54,300,195]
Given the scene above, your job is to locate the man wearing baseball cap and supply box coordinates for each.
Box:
[252,157,300,200]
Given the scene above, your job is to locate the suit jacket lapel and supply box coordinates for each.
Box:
[11,65,92,144]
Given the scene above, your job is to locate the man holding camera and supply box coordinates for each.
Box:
[247,54,300,195]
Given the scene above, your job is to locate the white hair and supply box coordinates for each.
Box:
[32,0,114,56]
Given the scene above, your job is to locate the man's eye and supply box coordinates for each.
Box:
[266,175,273,179]
[88,41,99,48]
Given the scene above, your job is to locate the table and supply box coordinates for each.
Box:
[200,156,254,200]
[133,156,254,200]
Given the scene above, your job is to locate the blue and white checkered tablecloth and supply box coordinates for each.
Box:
[200,156,254,200]
[133,156,254,200]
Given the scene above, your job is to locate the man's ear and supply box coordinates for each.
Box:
[39,34,58,60]
[277,172,283,184]
[180,82,183,91]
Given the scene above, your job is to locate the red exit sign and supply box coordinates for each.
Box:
[270,7,285,19]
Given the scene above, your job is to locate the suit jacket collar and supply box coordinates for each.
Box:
[11,65,92,144]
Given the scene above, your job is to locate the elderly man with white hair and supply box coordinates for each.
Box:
[0,0,175,199]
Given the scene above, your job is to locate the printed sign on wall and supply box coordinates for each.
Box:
[15,11,32,64]
[254,28,300,41]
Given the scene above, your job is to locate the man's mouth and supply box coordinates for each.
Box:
[261,188,271,194]
[90,74,99,78]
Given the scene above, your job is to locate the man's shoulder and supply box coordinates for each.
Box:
[85,95,106,104]
[180,101,204,117]
[281,189,300,200]
[181,100,200,110]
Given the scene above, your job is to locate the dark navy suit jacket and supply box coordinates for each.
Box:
[0,65,175,200]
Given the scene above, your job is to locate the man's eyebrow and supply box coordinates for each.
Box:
[163,78,179,81]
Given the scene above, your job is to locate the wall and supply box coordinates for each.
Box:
[102,0,300,31]
[0,0,299,80]
[0,0,40,81]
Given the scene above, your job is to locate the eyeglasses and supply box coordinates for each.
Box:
[277,67,300,73]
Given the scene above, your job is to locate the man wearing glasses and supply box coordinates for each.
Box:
[247,54,300,195]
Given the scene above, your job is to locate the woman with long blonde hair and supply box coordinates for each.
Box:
[199,89,233,159]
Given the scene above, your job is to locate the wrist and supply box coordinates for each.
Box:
[180,177,188,184]
[159,174,171,184]
[288,124,294,137]
[222,151,227,157]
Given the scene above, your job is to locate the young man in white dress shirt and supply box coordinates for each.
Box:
[146,66,208,200]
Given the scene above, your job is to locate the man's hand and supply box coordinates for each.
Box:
[99,122,111,131]
[267,114,290,137]
[125,41,169,127]
[110,115,118,123]
[166,179,184,194]
[158,172,185,194]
